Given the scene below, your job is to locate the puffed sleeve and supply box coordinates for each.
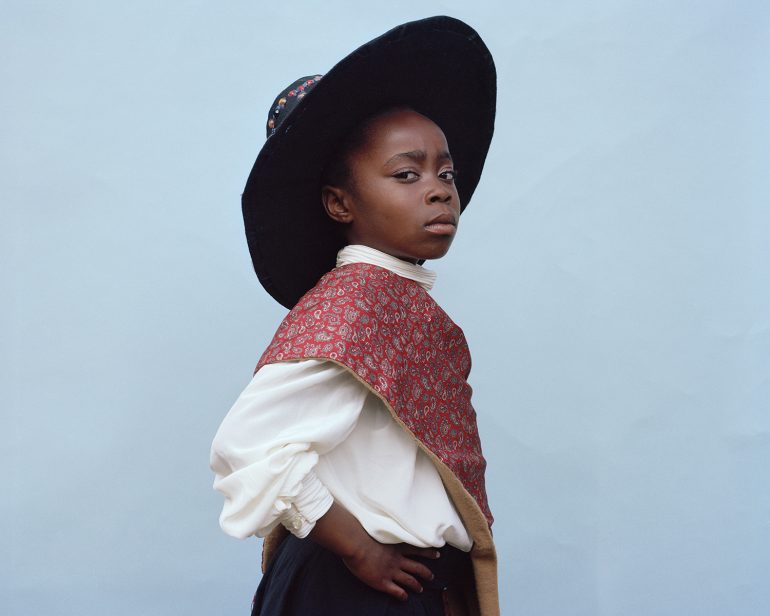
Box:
[210,358,369,539]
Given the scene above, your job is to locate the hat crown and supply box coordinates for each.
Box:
[266,75,323,138]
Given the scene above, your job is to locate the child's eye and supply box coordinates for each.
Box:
[440,169,459,181]
[393,170,419,181]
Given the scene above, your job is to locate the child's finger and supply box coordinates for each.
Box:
[399,557,435,582]
[393,570,423,594]
[383,580,409,602]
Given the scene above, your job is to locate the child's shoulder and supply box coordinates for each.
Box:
[285,261,462,337]
[294,262,426,312]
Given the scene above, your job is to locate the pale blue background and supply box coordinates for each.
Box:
[2,1,769,614]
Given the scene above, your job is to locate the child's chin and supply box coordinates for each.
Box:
[419,244,454,261]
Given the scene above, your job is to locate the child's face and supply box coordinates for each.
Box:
[322,109,461,264]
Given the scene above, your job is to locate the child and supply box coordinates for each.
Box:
[211,16,498,616]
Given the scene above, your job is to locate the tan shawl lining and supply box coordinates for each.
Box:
[257,357,500,616]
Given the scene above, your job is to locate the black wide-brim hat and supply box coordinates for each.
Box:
[242,15,497,309]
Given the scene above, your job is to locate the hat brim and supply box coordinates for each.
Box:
[242,15,497,309]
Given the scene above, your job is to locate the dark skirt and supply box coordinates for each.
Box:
[251,534,473,616]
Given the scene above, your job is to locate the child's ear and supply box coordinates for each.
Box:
[321,185,354,224]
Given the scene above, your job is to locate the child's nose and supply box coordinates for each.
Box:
[426,181,453,203]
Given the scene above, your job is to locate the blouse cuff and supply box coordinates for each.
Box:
[277,469,334,538]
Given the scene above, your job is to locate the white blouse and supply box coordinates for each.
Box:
[210,244,472,551]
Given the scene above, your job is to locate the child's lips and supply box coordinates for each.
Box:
[424,212,457,235]
[424,222,456,235]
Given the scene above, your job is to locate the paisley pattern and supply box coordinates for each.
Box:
[255,262,493,527]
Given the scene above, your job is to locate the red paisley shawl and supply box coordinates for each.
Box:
[254,261,493,527]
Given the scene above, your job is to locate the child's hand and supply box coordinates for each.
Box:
[308,500,442,601]
[342,540,440,601]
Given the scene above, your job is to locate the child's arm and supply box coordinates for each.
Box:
[210,359,365,539]
[211,357,443,600]
[309,500,440,601]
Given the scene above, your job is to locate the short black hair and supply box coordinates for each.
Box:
[320,105,415,190]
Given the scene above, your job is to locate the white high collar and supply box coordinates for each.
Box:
[335,244,437,292]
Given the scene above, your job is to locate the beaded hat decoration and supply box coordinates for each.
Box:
[266,75,323,138]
